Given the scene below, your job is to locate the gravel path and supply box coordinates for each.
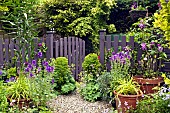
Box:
[48,91,114,113]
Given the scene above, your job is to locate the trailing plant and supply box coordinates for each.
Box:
[51,57,76,94]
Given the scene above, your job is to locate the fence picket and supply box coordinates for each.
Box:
[71,37,75,76]
[4,39,9,64]
[75,38,79,80]
[113,36,119,53]
[68,37,71,65]
[79,39,83,74]
[121,36,126,50]
[64,37,68,58]
[0,37,3,67]
[54,41,59,58]
[60,38,63,57]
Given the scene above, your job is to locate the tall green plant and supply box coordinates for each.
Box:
[0,0,40,69]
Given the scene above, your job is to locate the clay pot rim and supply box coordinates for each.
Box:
[133,75,163,80]
[113,90,143,98]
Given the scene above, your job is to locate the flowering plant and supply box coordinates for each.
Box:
[128,17,168,78]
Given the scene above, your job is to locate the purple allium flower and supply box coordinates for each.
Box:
[38,43,42,47]
[141,43,147,50]
[0,70,2,75]
[32,60,36,66]
[6,77,15,83]
[24,62,28,66]
[51,79,55,84]
[157,44,161,47]
[112,52,115,55]
[158,46,163,52]
[30,73,34,77]
[37,67,41,73]
[37,52,42,58]
[138,23,145,29]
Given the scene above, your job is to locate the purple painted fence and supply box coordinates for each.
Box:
[99,29,170,72]
[0,32,85,80]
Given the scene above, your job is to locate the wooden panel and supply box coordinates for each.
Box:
[99,30,106,65]
[121,36,126,50]
[106,35,111,71]
[33,38,38,61]
[54,41,59,58]
[0,37,3,66]
[79,39,83,74]
[68,37,72,65]
[4,39,9,63]
[46,33,54,60]
[106,35,111,51]
[82,40,85,62]
[60,38,63,57]
[75,38,79,80]
[113,36,119,53]
[10,39,15,60]
[15,40,20,67]
[71,37,75,76]
[129,36,134,49]
[64,37,68,58]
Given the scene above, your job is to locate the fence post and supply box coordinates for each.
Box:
[46,31,55,60]
[99,29,106,65]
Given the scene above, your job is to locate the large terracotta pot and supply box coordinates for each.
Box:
[133,76,163,94]
[114,90,143,113]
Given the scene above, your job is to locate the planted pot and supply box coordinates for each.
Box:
[8,97,31,109]
[133,76,163,94]
[114,90,143,113]
[129,10,147,21]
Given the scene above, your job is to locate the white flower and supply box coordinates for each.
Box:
[143,57,147,60]
[12,100,16,102]
[124,101,128,106]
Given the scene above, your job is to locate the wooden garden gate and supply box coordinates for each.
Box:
[0,31,85,80]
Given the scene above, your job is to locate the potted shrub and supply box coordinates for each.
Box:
[6,72,31,109]
[114,78,143,113]
[129,1,148,21]
[132,19,167,94]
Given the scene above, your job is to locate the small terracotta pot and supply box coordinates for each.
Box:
[114,90,143,113]
[8,97,31,109]
[133,76,163,94]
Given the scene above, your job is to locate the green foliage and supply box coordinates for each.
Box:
[78,53,102,102]
[153,0,170,46]
[6,73,30,102]
[80,82,101,102]
[0,81,8,112]
[52,57,76,94]
[38,0,116,52]
[115,77,141,95]
[82,53,101,77]
[6,67,17,78]
[130,89,170,113]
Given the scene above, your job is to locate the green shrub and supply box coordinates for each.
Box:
[82,53,101,77]
[79,53,102,102]
[52,57,76,94]
[0,81,8,112]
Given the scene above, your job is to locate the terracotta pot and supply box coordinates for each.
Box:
[129,10,147,21]
[133,76,163,94]
[8,97,31,109]
[114,90,143,113]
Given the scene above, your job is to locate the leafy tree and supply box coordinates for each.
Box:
[38,0,116,52]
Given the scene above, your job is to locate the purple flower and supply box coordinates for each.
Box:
[46,66,54,73]
[138,23,145,29]
[43,61,48,66]
[37,52,42,58]
[0,70,2,75]
[158,46,163,52]
[32,60,36,66]
[150,42,155,47]
[6,77,15,83]
[51,79,55,84]
[141,43,147,50]
[28,63,32,69]
[157,44,161,47]
[30,73,34,77]
[25,67,29,72]
[131,2,137,9]
[37,67,41,73]
[38,43,42,47]
[24,62,28,66]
